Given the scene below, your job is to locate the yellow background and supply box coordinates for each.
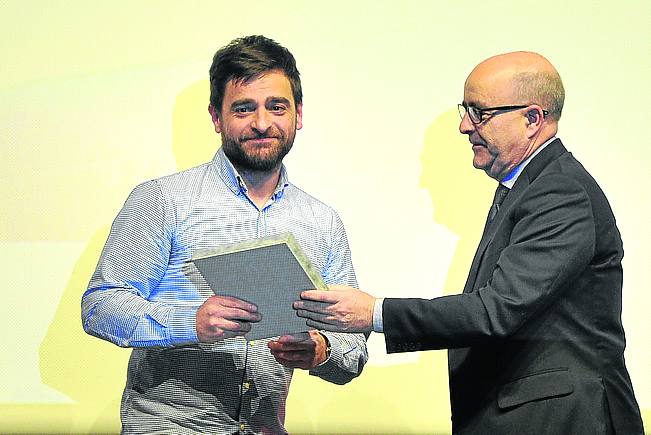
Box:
[1,1,648,433]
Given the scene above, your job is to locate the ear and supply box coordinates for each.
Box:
[525,105,544,138]
[208,104,222,134]
[296,103,303,130]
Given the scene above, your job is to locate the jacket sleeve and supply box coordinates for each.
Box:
[384,174,594,352]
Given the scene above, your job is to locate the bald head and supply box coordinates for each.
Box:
[467,52,565,122]
[460,52,564,180]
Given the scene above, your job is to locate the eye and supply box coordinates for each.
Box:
[468,106,484,121]
[270,104,287,113]
[233,106,253,114]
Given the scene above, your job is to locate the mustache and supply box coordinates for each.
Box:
[241,131,281,141]
[469,135,486,146]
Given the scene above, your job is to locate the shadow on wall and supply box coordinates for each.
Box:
[33,80,217,434]
[419,108,493,296]
[171,80,219,171]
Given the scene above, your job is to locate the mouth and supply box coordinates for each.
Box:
[243,137,278,146]
[470,140,488,156]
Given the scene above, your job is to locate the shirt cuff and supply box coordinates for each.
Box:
[309,330,341,375]
[168,305,199,345]
[314,331,331,367]
[373,298,384,333]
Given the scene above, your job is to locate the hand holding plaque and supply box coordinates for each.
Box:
[192,233,327,340]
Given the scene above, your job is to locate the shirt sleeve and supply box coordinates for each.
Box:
[81,180,199,348]
[309,210,369,384]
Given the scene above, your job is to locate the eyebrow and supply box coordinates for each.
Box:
[229,96,292,110]
[266,97,291,106]
[229,98,256,109]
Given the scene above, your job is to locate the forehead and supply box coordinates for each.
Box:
[463,67,515,106]
[223,70,294,105]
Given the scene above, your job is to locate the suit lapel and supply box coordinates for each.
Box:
[462,185,524,293]
[462,139,568,293]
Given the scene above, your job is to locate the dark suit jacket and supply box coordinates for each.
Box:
[384,140,644,434]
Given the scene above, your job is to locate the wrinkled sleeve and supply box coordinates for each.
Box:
[309,211,368,384]
[81,180,198,348]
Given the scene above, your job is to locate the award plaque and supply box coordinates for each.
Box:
[192,233,327,340]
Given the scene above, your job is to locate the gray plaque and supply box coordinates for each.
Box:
[192,233,327,340]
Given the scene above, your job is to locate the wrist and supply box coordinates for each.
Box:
[315,331,331,367]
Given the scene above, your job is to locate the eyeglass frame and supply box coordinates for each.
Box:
[458,102,549,125]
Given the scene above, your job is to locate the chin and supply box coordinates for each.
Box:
[472,158,487,171]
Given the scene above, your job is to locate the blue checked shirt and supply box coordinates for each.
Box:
[82,148,368,434]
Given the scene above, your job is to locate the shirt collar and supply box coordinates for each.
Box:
[501,136,556,189]
[211,147,290,198]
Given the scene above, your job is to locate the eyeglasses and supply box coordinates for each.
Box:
[458,102,548,125]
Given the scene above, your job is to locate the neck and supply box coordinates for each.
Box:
[499,132,556,183]
[235,164,282,209]
[510,125,557,176]
[534,122,557,149]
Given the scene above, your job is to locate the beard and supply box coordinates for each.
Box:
[221,127,295,172]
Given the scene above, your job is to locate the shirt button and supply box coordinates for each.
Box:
[240,423,246,431]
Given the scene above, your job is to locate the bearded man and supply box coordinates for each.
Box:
[82,35,367,435]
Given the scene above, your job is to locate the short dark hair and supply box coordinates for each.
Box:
[209,35,302,113]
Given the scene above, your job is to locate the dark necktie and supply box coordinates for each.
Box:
[488,184,510,222]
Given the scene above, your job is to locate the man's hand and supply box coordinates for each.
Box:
[196,295,261,343]
[267,331,328,369]
[293,285,375,333]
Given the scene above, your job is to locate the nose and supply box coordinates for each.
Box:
[459,111,474,135]
[251,109,272,133]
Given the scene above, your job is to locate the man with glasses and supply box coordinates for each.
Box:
[294,51,644,434]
